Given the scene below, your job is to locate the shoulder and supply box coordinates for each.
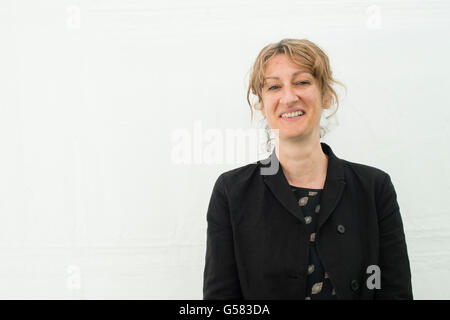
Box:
[340,158,395,198]
[341,158,389,180]
[210,160,266,205]
[215,161,261,190]
[323,142,392,190]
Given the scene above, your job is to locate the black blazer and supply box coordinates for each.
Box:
[203,142,413,300]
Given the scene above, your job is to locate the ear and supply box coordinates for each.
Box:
[322,90,332,110]
[260,107,266,118]
[257,101,266,118]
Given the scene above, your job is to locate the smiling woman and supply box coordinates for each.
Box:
[247,38,346,150]
[203,38,413,300]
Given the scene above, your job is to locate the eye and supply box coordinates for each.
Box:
[268,81,310,91]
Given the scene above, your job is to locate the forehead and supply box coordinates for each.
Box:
[264,70,311,81]
[263,55,312,80]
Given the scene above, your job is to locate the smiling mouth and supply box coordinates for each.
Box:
[280,110,306,119]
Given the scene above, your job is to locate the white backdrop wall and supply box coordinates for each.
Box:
[0,0,449,299]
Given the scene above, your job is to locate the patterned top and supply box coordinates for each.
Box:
[289,185,337,300]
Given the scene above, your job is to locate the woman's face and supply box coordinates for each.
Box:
[260,53,328,141]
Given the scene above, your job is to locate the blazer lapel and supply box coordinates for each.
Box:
[260,142,346,229]
[261,151,306,223]
[316,142,346,231]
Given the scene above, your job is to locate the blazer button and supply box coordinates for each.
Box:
[337,224,345,234]
[350,280,360,292]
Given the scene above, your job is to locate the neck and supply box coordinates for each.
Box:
[274,136,328,189]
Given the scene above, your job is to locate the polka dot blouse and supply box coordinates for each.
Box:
[289,185,337,300]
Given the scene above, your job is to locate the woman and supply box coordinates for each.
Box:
[203,39,413,300]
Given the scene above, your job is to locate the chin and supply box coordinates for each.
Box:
[280,131,306,140]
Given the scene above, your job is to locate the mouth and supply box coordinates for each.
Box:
[280,110,306,121]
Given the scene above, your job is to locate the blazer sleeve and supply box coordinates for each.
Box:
[203,173,243,300]
[375,173,413,299]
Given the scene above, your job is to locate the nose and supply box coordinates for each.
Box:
[279,86,299,106]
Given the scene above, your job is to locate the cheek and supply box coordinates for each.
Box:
[301,90,318,102]
[262,98,277,114]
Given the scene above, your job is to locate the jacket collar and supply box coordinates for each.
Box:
[259,142,346,228]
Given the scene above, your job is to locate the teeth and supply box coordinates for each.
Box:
[281,110,305,118]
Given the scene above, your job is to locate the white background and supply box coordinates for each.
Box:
[0,0,449,299]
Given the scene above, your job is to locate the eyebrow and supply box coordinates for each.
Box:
[263,70,310,81]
